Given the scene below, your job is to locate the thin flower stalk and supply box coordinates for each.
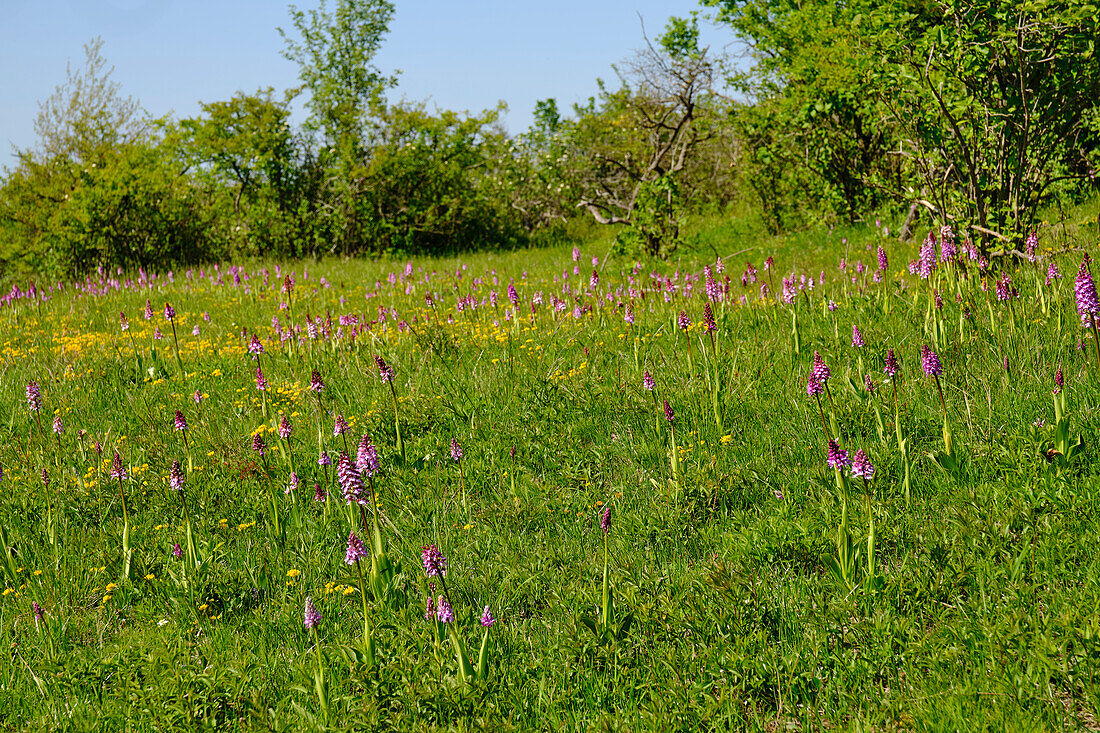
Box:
[422,543,476,683]
[278,414,297,484]
[310,369,326,452]
[345,532,377,665]
[852,450,877,580]
[121,312,143,379]
[165,302,185,379]
[451,438,469,523]
[51,415,64,467]
[827,440,857,589]
[808,372,830,440]
[376,356,405,463]
[664,400,680,484]
[601,508,613,633]
[922,345,955,465]
[677,311,695,379]
[1079,257,1100,368]
[111,452,132,580]
[304,597,329,723]
[175,410,193,473]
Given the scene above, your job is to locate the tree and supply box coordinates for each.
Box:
[175,89,309,258]
[30,37,143,165]
[0,38,211,277]
[873,0,1100,246]
[358,103,523,253]
[572,16,719,257]
[1,134,212,277]
[706,0,1100,244]
[178,90,294,209]
[703,0,910,230]
[499,99,585,235]
[279,0,395,152]
[278,0,397,253]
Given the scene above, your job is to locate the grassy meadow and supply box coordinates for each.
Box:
[2,213,1100,731]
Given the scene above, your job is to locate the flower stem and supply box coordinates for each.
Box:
[815,393,830,440]
[169,319,185,379]
[1091,313,1100,369]
[934,375,947,418]
[355,560,375,665]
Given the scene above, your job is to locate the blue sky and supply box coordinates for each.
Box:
[0,0,732,163]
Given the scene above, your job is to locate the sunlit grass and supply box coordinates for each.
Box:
[1,218,1100,730]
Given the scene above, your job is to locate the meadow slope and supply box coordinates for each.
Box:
[1,227,1100,730]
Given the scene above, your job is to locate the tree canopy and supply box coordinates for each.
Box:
[2,0,1099,277]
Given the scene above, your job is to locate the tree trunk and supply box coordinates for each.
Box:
[899,202,920,242]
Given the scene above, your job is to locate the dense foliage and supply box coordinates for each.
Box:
[705,0,1100,243]
[1,0,1098,275]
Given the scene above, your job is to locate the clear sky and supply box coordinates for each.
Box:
[0,0,732,164]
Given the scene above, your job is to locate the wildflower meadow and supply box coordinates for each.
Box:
[2,223,1100,730]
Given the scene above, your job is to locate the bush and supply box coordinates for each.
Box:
[1,139,216,279]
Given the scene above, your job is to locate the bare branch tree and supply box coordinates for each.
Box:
[31,37,142,165]
[573,26,717,243]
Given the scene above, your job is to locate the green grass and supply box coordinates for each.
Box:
[1,206,1100,730]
